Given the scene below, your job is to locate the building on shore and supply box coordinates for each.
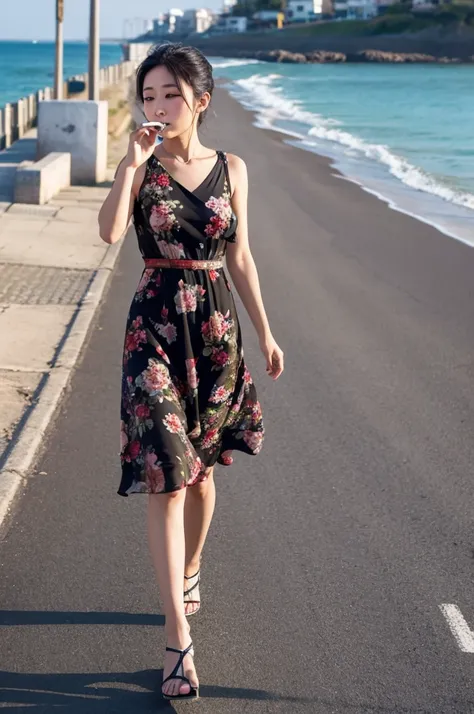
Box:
[286,0,324,22]
[209,14,249,32]
[252,10,286,29]
[412,0,441,9]
[152,9,184,35]
[128,6,227,42]
[333,0,377,19]
[178,8,215,34]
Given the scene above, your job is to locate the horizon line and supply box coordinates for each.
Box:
[0,38,125,43]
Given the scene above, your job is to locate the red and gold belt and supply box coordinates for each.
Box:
[143,258,223,270]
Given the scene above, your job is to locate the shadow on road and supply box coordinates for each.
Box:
[1,612,472,713]
[0,669,313,712]
[1,666,471,714]
[0,609,311,710]
[0,610,165,627]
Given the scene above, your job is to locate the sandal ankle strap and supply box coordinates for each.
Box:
[166,641,194,656]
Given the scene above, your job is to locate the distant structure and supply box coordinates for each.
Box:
[286,0,324,22]
[253,10,285,28]
[210,14,249,32]
[333,0,377,19]
[124,0,411,47]
[411,0,440,8]
[179,8,215,33]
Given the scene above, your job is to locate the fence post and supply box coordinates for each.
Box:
[17,99,25,138]
[30,94,37,128]
[23,98,29,128]
[4,104,12,148]
[28,94,35,128]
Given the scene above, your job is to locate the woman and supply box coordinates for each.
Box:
[98,43,284,701]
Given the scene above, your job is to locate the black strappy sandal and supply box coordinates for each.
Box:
[184,570,201,617]
[162,641,199,701]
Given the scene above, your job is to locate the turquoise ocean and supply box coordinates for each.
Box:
[0,41,122,106]
[211,59,474,245]
[0,43,472,242]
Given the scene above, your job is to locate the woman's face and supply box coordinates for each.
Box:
[142,65,208,139]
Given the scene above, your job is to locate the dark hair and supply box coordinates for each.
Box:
[136,43,214,126]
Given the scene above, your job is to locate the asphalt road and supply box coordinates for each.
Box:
[1,89,474,713]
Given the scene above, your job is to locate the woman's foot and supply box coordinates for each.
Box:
[184,565,201,617]
[162,635,199,699]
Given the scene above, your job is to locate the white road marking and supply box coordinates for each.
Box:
[440,604,474,653]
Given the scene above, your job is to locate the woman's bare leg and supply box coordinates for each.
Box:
[147,490,199,697]
[183,468,216,614]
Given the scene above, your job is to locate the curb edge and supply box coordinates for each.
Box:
[0,237,124,536]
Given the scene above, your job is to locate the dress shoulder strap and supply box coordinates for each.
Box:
[219,151,232,196]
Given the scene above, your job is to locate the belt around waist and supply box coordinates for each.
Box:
[143,258,223,270]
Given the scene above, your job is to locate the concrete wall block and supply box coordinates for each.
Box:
[14,152,71,205]
[14,168,41,204]
[37,101,108,185]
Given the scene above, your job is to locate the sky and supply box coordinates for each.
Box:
[1,0,221,41]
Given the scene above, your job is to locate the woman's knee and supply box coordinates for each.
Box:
[148,488,186,509]
[189,469,214,497]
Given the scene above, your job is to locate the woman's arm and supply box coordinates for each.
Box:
[98,126,158,244]
[226,154,284,380]
[98,161,140,244]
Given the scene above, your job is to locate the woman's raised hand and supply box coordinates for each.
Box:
[125,127,158,169]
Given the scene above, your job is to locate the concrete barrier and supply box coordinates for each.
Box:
[37,101,108,185]
[14,152,71,205]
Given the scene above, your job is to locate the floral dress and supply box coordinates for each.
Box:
[118,151,264,496]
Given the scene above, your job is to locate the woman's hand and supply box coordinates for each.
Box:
[260,335,284,380]
[125,127,158,170]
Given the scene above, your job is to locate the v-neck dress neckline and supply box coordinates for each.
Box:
[151,152,221,200]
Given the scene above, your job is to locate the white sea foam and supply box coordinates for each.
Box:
[233,74,339,131]
[306,126,474,211]
[210,59,262,69]
[229,73,474,214]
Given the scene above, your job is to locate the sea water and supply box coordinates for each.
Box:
[211,58,474,245]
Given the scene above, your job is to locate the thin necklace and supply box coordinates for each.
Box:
[162,147,194,165]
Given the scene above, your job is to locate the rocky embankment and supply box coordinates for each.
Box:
[241,48,473,63]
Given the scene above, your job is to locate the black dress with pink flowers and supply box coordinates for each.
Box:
[118,151,264,496]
